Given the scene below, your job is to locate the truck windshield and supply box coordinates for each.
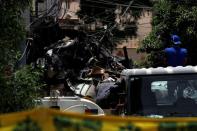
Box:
[129,75,197,117]
[151,80,197,105]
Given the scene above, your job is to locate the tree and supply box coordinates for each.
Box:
[0,0,44,113]
[138,0,197,67]
[0,0,31,66]
[0,66,44,113]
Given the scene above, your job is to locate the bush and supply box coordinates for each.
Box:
[0,66,45,113]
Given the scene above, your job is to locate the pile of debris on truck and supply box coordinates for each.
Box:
[26,17,131,115]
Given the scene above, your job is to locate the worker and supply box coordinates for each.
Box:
[164,34,187,67]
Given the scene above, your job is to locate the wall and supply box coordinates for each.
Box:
[59,0,80,20]
[114,11,152,62]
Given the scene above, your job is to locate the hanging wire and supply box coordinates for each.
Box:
[57,0,68,21]
[26,0,62,29]
[109,0,135,32]
[18,38,33,62]
[83,0,152,9]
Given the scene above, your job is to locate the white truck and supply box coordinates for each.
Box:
[38,90,105,115]
[121,66,197,117]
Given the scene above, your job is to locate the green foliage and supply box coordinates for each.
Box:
[138,28,162,53]
[0,66,44,113]
[0,0,45,113]
[0,0,31,65]
[138,0,197,67]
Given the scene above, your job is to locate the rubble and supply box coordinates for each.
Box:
[27,17,130,114]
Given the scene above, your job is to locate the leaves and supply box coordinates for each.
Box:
[0,1,27,66]
[0,0,45,113]
[0,66,45,113]
[138,0,197,66]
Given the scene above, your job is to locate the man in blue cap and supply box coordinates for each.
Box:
[164,35,188,100]
[164,34,187,67]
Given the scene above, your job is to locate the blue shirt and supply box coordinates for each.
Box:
[164,47,187,67]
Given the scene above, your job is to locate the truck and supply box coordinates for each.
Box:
[40,96,105,115]
[121,66,197,117]
[38,89,105,115]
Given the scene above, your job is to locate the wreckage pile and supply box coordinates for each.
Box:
[27,17,131,114]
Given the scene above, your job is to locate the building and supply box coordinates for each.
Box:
[58,0,81,29]
[114,11,152,62]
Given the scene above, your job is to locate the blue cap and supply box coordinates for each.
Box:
[171,35,181,45]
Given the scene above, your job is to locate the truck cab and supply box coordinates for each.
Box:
[121,66,197,117]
